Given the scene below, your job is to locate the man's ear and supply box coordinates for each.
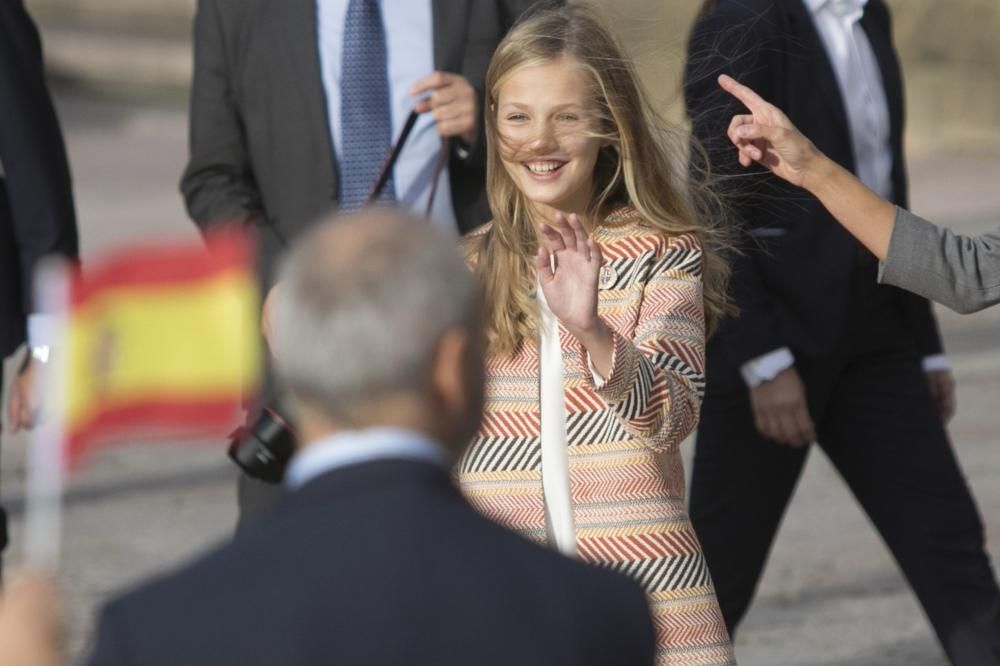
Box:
[430,328,471,413]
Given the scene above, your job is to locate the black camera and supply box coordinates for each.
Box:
[227,407,296,484]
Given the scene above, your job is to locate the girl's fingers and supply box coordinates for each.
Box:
[566,213,589,251]
[535,245,554,281]
[551,213,578,251]
[586,237,601,266]
[539,223,566,251]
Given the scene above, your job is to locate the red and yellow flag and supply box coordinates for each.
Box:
[61,231,260,466]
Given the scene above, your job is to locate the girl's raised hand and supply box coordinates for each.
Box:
[536,213,603,337]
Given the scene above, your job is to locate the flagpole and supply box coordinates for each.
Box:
[23,259,70,571]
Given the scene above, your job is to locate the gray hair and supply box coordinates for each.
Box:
[272,209,479,418]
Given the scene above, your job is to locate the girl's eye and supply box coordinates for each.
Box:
[506,113,528,122]
[557,114,579,122]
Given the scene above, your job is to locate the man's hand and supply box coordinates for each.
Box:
[7,357,40,433]
[410,72,478,146]
[749,366,816,447]
[926,370,957,424]
[0,573,63,666]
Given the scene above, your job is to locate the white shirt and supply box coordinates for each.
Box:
[316,0,457,233]
[806,0,892,199]
[537,284,577,557]
[741,0,946,387]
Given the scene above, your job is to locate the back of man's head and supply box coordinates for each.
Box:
[272,209,483,455]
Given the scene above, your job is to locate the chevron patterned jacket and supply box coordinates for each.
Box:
[458,208,735,665]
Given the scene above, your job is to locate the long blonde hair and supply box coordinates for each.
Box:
[470,4,734,356]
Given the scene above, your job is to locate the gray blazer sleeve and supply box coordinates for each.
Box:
[879,207,1000,314]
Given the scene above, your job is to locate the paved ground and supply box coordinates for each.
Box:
[2,92,999,665]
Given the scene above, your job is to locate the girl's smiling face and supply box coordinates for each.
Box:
[495,58,605,220]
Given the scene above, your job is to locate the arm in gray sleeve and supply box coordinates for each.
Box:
[879,207,1000,314]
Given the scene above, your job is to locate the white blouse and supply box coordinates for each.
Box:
[537,284,578,557]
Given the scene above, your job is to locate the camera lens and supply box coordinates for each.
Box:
[228,408,296,484]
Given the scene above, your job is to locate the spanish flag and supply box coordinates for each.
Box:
[60,231,260,466]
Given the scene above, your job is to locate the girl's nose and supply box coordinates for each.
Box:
[528,121,559,153]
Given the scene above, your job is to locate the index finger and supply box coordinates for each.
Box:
[718,74,770,114]
[409,71,451,96]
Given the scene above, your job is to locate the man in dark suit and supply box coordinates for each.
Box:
[84,210,656,666]
[684,1,1000,663]
[0,0,78,574]
[182,0,554,517]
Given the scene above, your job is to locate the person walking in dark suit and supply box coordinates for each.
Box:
[84,210,657,666]
[182,0,555,520]
[684,1,1000,663]
[0,0,78,575]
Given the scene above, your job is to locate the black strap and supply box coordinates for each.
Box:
[366,108,449,218]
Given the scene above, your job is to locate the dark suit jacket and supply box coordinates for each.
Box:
[685,0,943,381]
[181,0,544,287]
[0,0,77,359]
[87,459,656,666]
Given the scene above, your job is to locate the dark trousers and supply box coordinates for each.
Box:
[690,276,1000,665]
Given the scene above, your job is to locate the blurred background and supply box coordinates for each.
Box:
[2,1,999,663]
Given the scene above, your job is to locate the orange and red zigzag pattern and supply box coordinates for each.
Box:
[458,210,734,665]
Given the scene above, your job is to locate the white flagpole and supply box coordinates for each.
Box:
[23,258,71,571]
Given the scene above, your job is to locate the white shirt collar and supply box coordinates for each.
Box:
[805,0,868,17]
[284,427,449,490]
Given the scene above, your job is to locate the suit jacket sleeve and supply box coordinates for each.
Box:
[880,207,1000,314]
[86,605,134,666]
[589,235,707,454]
[180,0,265,234]
[684,1,799,366]
[581,575,657,666]
[0,0,78,311]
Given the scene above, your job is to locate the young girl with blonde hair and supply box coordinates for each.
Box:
[456,5,736,664]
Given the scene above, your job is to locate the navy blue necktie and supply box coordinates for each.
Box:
[340,0,395,209]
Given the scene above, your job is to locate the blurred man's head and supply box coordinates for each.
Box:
[272,209,484,459]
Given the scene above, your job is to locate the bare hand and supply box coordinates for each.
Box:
[750,366,816,447]
[926,370,957,424]
[536,213,603,337]
[7,358,40,433]
[718,74,820,188]
[0,573,63,666]
[411,71,478,145]
[261,284,281,358]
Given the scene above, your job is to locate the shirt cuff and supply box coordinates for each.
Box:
[921,354,951,373]
[740,347,795,388]
[27,314,57,349]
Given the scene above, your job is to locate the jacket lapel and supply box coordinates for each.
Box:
[859,4,904,149]
[432,0,470,71]
[784,0,852,149]
[277,0,338,174]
